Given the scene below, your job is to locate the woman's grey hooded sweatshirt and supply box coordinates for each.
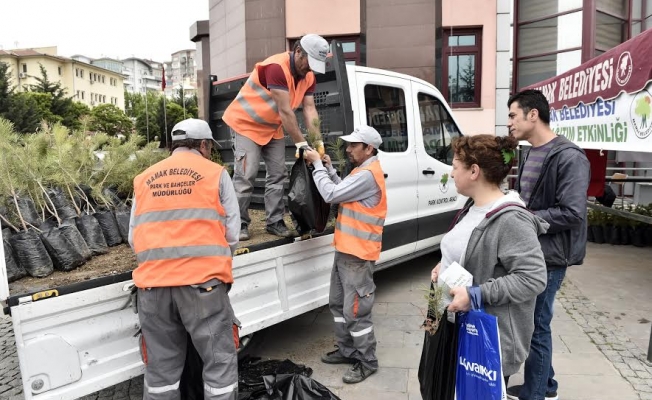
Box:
[456,192,548,376]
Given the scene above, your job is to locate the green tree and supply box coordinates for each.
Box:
[157,101,186,148]
[30,64,73,119]
[89,104,133,137]
[172,88,198,118]
[62,101,91,131]
[4,92,43,133]
[28,92,61,124]
[0,62,14,115]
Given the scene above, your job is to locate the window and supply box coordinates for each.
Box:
[58,66,62,76]
[443,28,482,108]
[81,91,85,100]
[418,93,462,164]
[289,35,361,66]
[22,64,27,73]
[80,69,84,78]
[364,84,408,153]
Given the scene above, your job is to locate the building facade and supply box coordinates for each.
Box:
[163,49,197,98]
[122,58,164,95]
[193,0,507,135]
[513,0,652,91]
[0,47,125,110]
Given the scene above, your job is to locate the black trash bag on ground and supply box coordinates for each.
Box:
[9,230,54,278]
[288,149,330,235]
[3,232,27,282]
[41,225,86,271]
[255,374,340,400]
[95,211,123,246]
[15,196,41,227]
[418,285,458,400]
[76,214,109,255]
[46,188,78,220]
[60,220,92,261]
[115,211,131,243]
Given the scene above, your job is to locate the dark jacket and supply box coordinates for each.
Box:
[516,136,590,268]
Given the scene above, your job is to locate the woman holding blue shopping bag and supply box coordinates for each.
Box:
[430,134,548,395]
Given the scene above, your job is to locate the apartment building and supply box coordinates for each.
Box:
[191,0,509,135]
[163,49,197,98]
[0,46,125,109]
[122,57,164,94]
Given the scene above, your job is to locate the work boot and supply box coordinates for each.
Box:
[239,223,250,241]
[321,349,355,365]
[266,220,294,238]
[342,361,377,384]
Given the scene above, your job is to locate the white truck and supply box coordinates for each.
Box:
[0,42,467,399]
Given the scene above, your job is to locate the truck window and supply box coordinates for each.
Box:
[364,84,408,153]
[418,92,462,164]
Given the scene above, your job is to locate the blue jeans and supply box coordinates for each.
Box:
[520,268,566,400]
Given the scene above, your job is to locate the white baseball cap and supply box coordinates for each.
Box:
[340,125,383,150]
[171,118,219,146]
[300,34,329,74]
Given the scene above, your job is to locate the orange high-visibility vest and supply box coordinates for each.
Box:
[334,160,387,261]
[131,151,233,288]
[222,52,316,145]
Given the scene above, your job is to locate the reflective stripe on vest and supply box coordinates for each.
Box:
[133,208,226,226]
[222,52,316,145]
[136,244,231,263]
[334,159,388,261]
[132,151,233,287]
[234,78,279,128]
[338,207,385,227]
[335,220,382,242]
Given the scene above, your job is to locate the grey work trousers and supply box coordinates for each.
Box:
[329,251,379,369]
[231,129,287,226]
[137,280,238,400]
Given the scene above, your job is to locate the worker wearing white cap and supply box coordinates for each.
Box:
[223,34,330,241]
[128,118,241,400]
[304,126,387,384]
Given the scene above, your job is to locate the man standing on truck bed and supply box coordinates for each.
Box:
[505,90,590,400]
[128,118,241,400]
[304,125,387,384]
[222,33,329,241]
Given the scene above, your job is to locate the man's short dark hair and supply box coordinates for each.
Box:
[293,40,306,55]
[171,138,205,152]
[507,89,551,125]
[362,143,379,156]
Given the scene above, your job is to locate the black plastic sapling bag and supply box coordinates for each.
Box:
[288,149,330,235]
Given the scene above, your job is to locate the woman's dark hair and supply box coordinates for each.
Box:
[451,134,518,185]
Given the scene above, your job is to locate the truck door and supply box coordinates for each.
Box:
[410,81,466,252]
[354,72,418,260]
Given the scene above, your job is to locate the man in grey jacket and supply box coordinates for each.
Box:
[505,90,590,400]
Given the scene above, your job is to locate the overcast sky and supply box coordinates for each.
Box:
[0,0,209,62]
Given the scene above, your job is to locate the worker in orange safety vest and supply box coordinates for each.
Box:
[304,125,387,384]
[128,118,241,400]
[222,34,329,241]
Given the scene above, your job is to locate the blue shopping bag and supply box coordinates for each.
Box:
[455,289,506,400]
